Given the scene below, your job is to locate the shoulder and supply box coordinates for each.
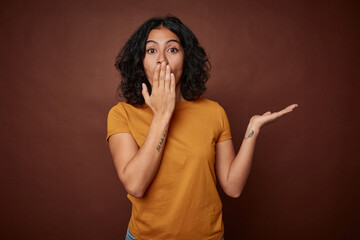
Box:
[196,98,231,126]
[108,102,151,122]
[108,102,126,114]
[196,96,221,107]
[109,102,125,110]
[195,97,226,112]
[109,101,148,113]
[107,102,128,121]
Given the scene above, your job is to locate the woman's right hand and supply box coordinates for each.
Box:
[141,62,176,120]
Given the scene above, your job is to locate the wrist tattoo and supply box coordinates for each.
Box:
[156,130,167,152]
[244,130,254,140]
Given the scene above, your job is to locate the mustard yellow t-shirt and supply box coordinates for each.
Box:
[106,96,232,240]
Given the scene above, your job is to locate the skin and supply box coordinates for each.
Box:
[108,26,299,198]
[215,104,298,197]
[142,26,185,109]
[108,27,184,197]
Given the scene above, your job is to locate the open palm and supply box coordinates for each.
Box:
[250,104,298,130]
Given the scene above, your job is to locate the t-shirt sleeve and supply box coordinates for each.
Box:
[106,103,130,143]
[216,104,232,143]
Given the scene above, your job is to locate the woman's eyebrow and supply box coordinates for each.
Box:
[145,39,181,45]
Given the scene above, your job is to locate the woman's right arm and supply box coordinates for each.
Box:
[108,62,175,198]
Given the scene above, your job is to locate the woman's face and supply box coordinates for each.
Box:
[143,27,184,87]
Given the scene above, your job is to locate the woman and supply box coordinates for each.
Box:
[106,16,298,240]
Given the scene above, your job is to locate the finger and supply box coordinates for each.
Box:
[141,83,150,105]
[158,62,166,89]
[170,73,176,93]
[276,104,298,118]
[262,111,271,116]
[274,104,297,115]
[165,65,171,91]
[283,104,298,111]
[152,63,161,89]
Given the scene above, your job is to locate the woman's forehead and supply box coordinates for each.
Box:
[146,27,180,43]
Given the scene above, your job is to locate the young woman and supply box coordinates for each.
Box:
[107,16,298,240]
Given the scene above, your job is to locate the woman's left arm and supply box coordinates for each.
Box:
[215,104,298,198]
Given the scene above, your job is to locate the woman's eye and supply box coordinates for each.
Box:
[146,49,156,54]
[168,48,178,53]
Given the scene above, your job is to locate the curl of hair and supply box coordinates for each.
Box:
[115,16,210,106]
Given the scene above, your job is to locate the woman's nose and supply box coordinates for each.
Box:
[157,50,168,64]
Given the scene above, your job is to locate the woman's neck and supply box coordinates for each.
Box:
[175,84,185,103]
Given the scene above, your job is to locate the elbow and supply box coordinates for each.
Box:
[227,191,241,198]
[224,186,242,198]
[128,190,145,198]
[124,182,146,198]
[119,171,146,198]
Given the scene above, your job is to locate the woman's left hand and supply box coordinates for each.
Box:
[249,104,298,131]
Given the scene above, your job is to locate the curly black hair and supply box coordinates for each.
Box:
[115,16,211,107]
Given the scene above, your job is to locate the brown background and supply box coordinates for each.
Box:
[1,0,359,239]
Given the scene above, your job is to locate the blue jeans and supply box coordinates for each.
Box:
[126,227,224,240]
[125,227,137,240]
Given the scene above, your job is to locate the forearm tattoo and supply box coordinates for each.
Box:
[156,130,167,152]
[244,130,254,140]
